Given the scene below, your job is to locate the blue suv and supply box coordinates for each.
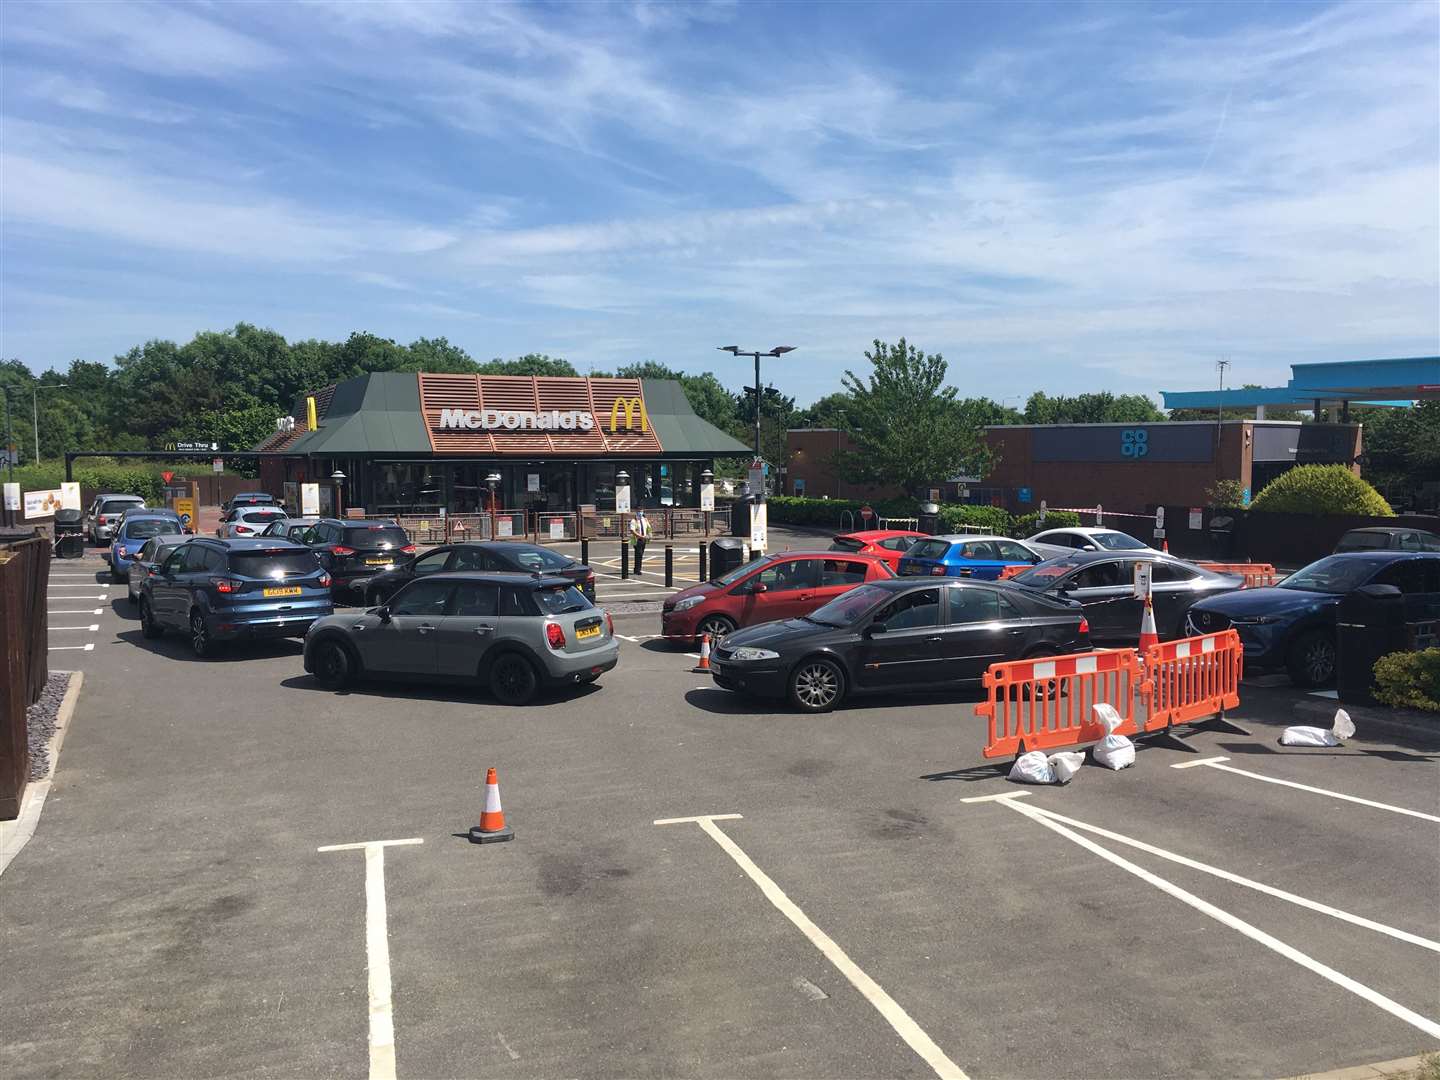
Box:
[138,538,334,656]
[109,513,183,583]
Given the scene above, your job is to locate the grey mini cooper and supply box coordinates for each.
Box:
[302,572,619,705]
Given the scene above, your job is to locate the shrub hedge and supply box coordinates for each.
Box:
[1372,649,1440,712]
[8,460,167,503]
[1249,464,1394,517]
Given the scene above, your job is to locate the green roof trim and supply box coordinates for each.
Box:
[263,372,751,457]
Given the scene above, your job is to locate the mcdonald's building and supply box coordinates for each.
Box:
[254,371,750,516]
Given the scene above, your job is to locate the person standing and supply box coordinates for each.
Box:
[629,506,652,573]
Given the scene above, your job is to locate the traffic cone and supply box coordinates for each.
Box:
[1138,593,1160,654]
[468,767,514,844]
[691,632,713,674]
[1162,538,1170,553]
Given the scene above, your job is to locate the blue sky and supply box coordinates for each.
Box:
[2,0,1436,404]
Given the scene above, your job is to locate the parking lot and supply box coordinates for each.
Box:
[2,551,1438,1079]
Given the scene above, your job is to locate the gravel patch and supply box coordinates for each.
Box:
[25,672,69,782]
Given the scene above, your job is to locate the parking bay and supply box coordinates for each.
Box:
[1,605,1437,1079]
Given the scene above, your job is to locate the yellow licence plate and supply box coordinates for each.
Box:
[365,559,391,566]
[263,586,302,597]
[576,625,601,641]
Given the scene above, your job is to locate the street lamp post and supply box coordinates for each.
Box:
[330,469,347,518]
[717,345,796,495]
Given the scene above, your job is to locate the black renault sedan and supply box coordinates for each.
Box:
[355,541,597,606]
[709,578,1090,713]
[1007,552,1241,645]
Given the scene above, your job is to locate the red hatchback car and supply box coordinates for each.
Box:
[662,551,894,644]
[829,529,928,570]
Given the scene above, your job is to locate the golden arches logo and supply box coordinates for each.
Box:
[608,396,648,433]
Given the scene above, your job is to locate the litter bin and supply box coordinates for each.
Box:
[1336,583,1407,705]
[709,537,748,579]
[1208,514,1236,561]
[918,501,941,535]
[729,494,757,538]
[53,508,85,559]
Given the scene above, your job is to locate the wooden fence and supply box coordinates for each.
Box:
[1,535,50,819]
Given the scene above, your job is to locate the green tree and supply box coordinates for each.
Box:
[792,391,859,430]
[407,337,480,373]
[1249,464,1394,516]
[838,338,989,495]
[1356,403,1440,509]
[480,353,578,377]
[1025,391,1165,424]
[614,361,748,443]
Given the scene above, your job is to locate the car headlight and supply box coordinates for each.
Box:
[729,647,779,661]
[672,595,705,612]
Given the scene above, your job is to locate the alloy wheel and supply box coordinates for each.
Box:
[190,613,210,657]
[792,661,841,711]
[1303,638,1335,683]
[697,617,734,644]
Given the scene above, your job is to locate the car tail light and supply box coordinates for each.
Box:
[210,577,243,593]
[235,526,252,535]
[98,515,108,525]
[604,611,613,636]
[545,623,566,650]
[331,545,356,556]
[1078,617,1090,635]
[930,565,946,576]
[399,544,417,554]
[586,571,596,583]
[318,572,332,587]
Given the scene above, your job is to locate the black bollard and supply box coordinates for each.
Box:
[621,536,629,579]
[698,543,708,584]
[664,544,673,588]
[580,537,589,567]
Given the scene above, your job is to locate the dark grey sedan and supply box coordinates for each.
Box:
[302,572,619,705]
[1008,552,1243,644]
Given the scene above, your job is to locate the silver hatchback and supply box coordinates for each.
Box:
[302,572,619,704]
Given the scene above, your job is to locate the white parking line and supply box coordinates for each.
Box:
[1172,757,1440,823]
[655,813,967,1080]
[998,798,1440,1041]
[47,583,107,588]
[317,837,423,1080]
[599,592,671,601]
[48,644,95,652]
[1024,804,1440,953]
[49,625,100,632]
[49,609,104,615]
[46,594,108,601]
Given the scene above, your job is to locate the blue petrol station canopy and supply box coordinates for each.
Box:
[1160,356,1439,411]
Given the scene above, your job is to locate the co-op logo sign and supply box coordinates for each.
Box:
[436,397,649,433]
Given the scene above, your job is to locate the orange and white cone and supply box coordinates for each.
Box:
[1138,593,1160,654]
[1162,538,1170,553]
[691,632,713,674]
[468,766,514,844]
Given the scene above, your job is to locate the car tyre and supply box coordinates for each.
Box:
[139,598,163,638]
[696,614,736,645]
[189,610,214,658]
[1287,630,1335,688]
[789,656,845,713]
[490,653,539,706]
[312,639,355,690]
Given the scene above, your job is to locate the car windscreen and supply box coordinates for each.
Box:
[533,585,592,614]
[101,499,144,515]
[1278,555,1390,594]
[714,556,772,586]
[906,539,952,560]
[1011,559,1081,587]
[1334,532,1390,551]
[229,550,321,579]
[828,537,865,553]
[126,519,181,539]
[1093,532,1147,550]
[804,583,890,626]
[510,546,573,571]
[343,526,409,549]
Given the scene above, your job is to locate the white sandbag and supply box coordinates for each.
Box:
[1280,708,1355,747]
[1008,750,1055,785]
[1048,751,1086,785]
[1090,702,1136,770]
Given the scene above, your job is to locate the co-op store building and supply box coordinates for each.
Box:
[254,371,750,516]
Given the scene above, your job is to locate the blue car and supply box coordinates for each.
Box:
[138,538,334,656]
[1185,551,1440,687]
[109,513,184,583]
[896,534,1045,580]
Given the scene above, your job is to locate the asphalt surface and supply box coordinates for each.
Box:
[2,552,1437,1078]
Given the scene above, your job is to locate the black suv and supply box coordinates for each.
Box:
[300,519,416,600]
[355,541,598,606]
[138,538,334,656]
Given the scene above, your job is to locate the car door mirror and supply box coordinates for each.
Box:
[750,582,768,594]
[1081,544,1097,552]
[376,605,392,623]
[865,621,888,636]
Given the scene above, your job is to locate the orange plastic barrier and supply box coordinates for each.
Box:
[1139,629,1243,734]
[997,564,1027,580]
[978,649,1143,759]
[1196,562,1281,588]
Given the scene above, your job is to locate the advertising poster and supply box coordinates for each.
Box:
[527,473,540,493]
[60,482,81,511]
[615,484,631,514]
[2,482,19,511]
[24,488,64,519]
[497,518,514,538]
[749,501,768,553]
[699,482,715,512]
[301,483,321,516]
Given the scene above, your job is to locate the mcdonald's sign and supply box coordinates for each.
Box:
[609,396,649,433]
